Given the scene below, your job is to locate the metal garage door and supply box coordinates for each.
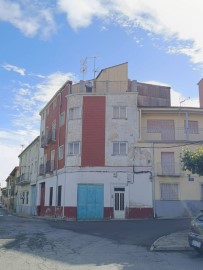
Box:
[77,184,104,220]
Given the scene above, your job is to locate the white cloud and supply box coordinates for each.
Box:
[0,70,77,186]
[0,0,56,38]
[34,72,77,103]
[57,0,108,30]
[2,63,26,76]
[57,0,203,66]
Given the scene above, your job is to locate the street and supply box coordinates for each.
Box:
[0,208,203,270]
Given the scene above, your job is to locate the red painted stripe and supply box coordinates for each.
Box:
[82,96,105,166]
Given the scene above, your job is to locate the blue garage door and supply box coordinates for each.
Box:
[77,184,104,220]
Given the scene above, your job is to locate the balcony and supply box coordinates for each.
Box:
[45,160,55,173]
[41,130,56,148]
[16,173,31,185]
[141,127,203,142]
[39,164,45,176]
[47,130,56,144]
[41,135,47,148]
[156,162,181,177]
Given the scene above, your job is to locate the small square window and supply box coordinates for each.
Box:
[113,142,127,156]
[58,145,64,160]
[68,142,80,155]
[113,106,127,119]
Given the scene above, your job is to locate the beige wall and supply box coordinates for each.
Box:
[138,108,203,201]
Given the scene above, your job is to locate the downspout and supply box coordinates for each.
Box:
[55,92,62,218]
[152,142,156,218]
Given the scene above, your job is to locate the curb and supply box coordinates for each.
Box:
[150,230,193,251]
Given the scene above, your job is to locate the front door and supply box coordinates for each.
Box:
[31,185,37,215]
[114,187,125,219]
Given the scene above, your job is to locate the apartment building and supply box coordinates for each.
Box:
[36,62,203,219]
[16,136,40,215]
[138,106,203,218]
[5,166,19,211]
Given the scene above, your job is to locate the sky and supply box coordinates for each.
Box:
[1,0,203,187]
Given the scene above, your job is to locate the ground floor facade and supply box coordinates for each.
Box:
[36,167,153,220]
[16,184,37,216]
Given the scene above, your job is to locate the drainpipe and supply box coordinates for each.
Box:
[55,92,62,218]
[152,142,156,218]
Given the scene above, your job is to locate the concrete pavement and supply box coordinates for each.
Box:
[150,229,193,251]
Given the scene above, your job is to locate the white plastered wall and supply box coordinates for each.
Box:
[105,93,138,166]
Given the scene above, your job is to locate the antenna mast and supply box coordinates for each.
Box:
[80,56,98,80]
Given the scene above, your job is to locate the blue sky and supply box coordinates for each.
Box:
[1,0,203,186]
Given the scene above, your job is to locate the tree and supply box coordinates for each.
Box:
[181,148,203,176]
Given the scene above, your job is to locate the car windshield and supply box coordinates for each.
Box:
[197,214,203,221]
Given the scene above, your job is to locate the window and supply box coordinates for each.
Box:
[161,152,175,175]
[68,142,80,155]
[52,120,56,140]
[49,187,53,206]
[60,112,65,127]
[35,161,38,173]
[113,106,127,119]
[113,142,127,156]
[184,120,198,134]
[26,191,29,204]
[147,119,175,140]
[51,150,55,171]
[160,183,179,200]
[69,107,81,120]
[22,192,25,204]
[58,145,64,160]
[58,185,62,206]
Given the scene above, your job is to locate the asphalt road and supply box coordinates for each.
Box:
[0,208,203,270]
[47,216,191,247]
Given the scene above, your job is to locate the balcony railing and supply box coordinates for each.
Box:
[41,135,47,148]
[141,127,203,142]
[41,130,56,148]
[45,160,55,173]
[16,173,31,185]
[39,164,45,176]
[156,162,181,176]
[71,80,131,94]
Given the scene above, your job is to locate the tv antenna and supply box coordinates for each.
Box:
[80,56,98,80]
[179,97,190,107]
[20,144,25,151]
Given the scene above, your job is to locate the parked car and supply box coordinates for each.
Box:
[0,201,2,208]
[188,211,203,253]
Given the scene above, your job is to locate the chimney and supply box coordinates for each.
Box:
[198,79,203,108]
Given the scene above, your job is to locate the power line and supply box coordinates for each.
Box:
[136,140,203,149]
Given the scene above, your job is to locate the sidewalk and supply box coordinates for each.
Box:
[150,230,192,251]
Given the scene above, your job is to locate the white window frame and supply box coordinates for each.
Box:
[160,183,179,200]
[69,107,81,120]
[58,145,64,160]
[112,142,128,156]
[68,142,80,156]
[60,112,65,127]
[113,106,127,119]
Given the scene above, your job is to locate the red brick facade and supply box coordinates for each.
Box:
[81,96,106,167]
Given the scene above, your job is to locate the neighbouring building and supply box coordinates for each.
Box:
[33,62,203,219]
[138,106,203,218]
[16,136,40,215]
[5,167,19,211]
